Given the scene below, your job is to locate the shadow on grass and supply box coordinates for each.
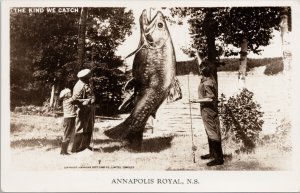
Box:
[93,139,122,144]
[11,136,174,153]
[11,138,61,149]
[92,139,124,153]
[92,136,174,153]
[211,160,275,171]
[141,136,174,153]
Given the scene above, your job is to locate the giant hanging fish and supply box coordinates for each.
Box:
[104,9,179,148]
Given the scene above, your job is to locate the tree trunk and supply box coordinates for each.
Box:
[50,85,55,107]
[206,27,217,83]
[280,8,291,74]
[78,7,88,69]
[204,10,218,96]
[280,8,291,120]
[195,51,202,71]
[50,84,59,108]
[238,38,248,89]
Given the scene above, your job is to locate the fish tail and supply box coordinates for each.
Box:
[104,115,147,140]
[104,119,131,140]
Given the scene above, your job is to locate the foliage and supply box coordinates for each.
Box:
[175,57,283,75]
[221,7,285,56]
[170,7,289,66]
[273,119,292,151]
[91,65,128,115]
[259,118,291,152]
[14,99,62,117]
[10,8,135,114]
[219,89,264,152]
[176,60,200,75]
[264,59,284,75]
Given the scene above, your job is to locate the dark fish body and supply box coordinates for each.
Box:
[104,10,176,141]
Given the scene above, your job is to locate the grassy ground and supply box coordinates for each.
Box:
[10,112,291,171]
[10,73,292,171]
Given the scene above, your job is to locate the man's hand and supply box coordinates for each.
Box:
[82,99,91,106]
[189,98,213,103]
[82,100,89,106]
[190,99,200,103]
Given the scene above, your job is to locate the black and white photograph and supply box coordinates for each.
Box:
[1,0,300,192]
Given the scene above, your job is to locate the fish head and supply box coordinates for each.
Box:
[141,10,170,48]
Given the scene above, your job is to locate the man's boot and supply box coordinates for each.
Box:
[78,133,92,151]
[71,133,84,153]
[86,132,94,151]
[60,141,70,155]
[200,138,213,159]
[206,140,224,166]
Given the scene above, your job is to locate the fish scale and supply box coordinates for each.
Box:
[104,9,177,143]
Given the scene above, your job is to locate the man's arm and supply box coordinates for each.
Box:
[191,83,215,103]
[70,82,84,101]
[190,98,213,103]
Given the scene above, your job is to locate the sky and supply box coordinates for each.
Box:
[116,7,283,65]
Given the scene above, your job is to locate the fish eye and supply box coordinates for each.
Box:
[157,22,164,28]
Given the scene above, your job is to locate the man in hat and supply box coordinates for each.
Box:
[190,61,224,166]
[70,69,96,153]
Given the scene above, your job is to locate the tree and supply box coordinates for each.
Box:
[11,10,80,108]
[10,7,134,113]
[279,7,292,74]
[220,7,284,88]
[171,7,286,88]
[170,7,230,86]
[78,7,88,69]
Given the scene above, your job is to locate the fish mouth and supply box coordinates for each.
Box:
[125,9,166,59]
[140,9,165,47]
[141,9,163,34]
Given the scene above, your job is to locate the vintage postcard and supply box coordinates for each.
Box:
[1,0,300,192]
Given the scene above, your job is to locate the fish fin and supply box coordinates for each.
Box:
[118,92,135,113]
[150,112,156,119]
[124,78,135,91]
[118,78,137,113]
[125,43,145,59]
[167,77,183,103]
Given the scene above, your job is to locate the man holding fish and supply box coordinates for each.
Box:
[190,61,224,166]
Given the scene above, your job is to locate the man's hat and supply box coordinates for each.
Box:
[77,69,91,78]
[59,88,71,98]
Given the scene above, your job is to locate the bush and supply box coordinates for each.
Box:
[14,99,62,117]
[175,57,283,75]
[261,118,292,151]
[176,60,199,75]
[219,89,264,152]
[92,66,128,116]
[264,60,283,75]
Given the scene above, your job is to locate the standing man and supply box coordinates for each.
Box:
[71,69,96,153]
[190,61,224,166]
